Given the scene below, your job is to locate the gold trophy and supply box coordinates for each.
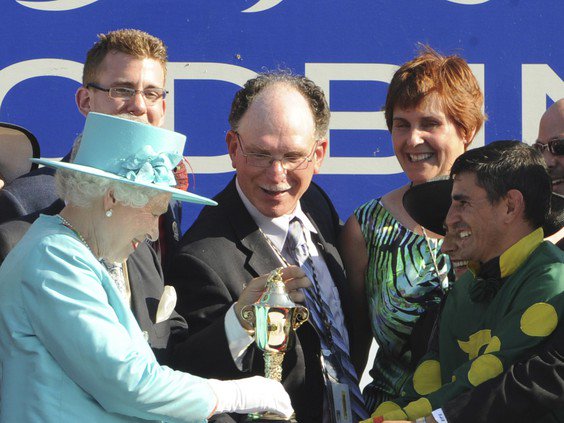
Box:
[241,267,309,422]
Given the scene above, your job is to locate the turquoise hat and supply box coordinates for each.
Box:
[31,113,217,206]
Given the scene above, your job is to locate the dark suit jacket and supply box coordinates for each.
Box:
[0,201,188,362]
[168,177,350,423]
[0,158,183,273]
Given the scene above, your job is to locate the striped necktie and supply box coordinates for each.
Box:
[284,217,368,422]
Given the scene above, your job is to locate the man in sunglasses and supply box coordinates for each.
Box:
[534,99,564,196]
[533,99,564,249]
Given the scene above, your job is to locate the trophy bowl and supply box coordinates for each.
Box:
[241,268,309,422]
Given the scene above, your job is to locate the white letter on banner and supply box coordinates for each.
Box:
[242,0,284,13]
[0,59,82,109]
[522,65,564,143]
[165,62,257,173]
[15,0,98,11]
[306,63,485,175]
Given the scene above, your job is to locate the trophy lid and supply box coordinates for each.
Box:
[256,268,297,309]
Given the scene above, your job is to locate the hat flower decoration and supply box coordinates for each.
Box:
[31,112,217,206]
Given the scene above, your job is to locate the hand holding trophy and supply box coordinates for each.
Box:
[241,267,309,422]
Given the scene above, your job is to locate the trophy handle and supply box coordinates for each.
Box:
[241,305,256,326]
[291,306,309,330]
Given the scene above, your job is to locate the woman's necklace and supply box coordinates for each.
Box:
[57,214,92,252]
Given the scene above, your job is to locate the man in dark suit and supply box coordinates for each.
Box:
[169,72,368,422]
[0,29,187,359]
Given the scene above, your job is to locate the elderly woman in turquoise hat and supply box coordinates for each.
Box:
[0,113,296,422]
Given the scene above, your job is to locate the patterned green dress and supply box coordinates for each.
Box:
[355,199,450,409]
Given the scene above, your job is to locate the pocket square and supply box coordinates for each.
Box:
[156,285,177,324]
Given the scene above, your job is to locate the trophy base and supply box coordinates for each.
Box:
[246,412,297,422]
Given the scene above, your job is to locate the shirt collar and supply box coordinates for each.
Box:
[468,227,545,279]
[235,178,317,252]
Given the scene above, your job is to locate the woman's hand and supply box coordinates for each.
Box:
[207,376,294,418]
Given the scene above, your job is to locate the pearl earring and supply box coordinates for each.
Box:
[105,209,113,218]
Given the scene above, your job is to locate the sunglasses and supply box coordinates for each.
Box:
[533,138,564,156]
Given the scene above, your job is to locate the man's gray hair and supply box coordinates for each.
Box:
[228,71,330,140]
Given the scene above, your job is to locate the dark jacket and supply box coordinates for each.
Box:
[168,178,350,423]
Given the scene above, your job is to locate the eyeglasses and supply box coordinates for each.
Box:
[235,132,317,171]
[533,138,564,156]
[86,83,168,104]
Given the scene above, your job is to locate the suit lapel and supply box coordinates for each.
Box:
[222,178,284,278]
[127,256,153,330]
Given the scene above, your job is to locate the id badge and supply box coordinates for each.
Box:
[328,379,352,423]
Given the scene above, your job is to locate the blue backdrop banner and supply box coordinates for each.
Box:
[1,0,562,230]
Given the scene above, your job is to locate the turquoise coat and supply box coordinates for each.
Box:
[0,215,215,422]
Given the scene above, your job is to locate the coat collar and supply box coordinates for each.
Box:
[220,178,282,277]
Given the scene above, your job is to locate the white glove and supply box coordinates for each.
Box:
[207,376,294,418]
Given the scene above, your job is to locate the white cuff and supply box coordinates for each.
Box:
[432,408,448,423]
[225,304,255,370]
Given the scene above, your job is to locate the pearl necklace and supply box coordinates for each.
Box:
[57,214,92,252]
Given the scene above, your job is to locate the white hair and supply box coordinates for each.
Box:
[55,169,160,208]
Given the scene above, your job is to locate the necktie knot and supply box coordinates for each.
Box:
[284,217,308,265]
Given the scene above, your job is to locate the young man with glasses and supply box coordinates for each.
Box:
[0,29,188,364]
[169,72,368,422]
[0,29,171,223]
[75,30,167,127]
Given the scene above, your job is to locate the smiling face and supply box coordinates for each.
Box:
[445,172,507,264]
[441,227,469,279]
[537,100,564,195]
[392,94,470,185]
[102,192,170,262]
[227,84,327,217]
[76,51,166,127]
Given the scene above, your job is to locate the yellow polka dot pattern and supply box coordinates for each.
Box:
[484,336,501,353]
[468,353,504,386]
[374,401,407,420]
[413,359,442,395]
[457,329,492,360]
[520,302,558,337]
[404,397,433,420]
